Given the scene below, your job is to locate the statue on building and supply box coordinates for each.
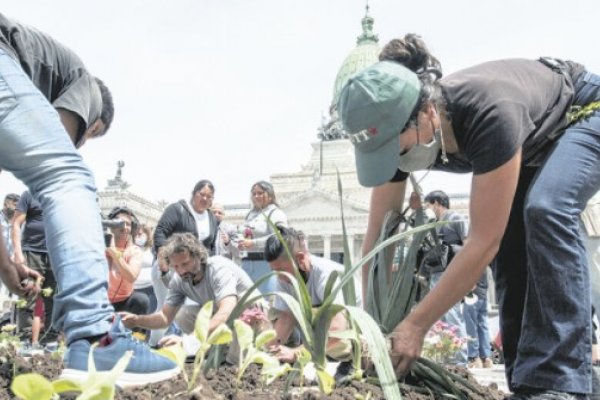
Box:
[107,160,130,190]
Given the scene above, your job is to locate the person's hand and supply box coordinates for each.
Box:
[105,247,121,264]
[158,335,182,348]
[408,191,422,211]
[269,344,297,363]
[157,247,170,272]
[389,319,427,377]
[119,312,138,329]
[0,259,42,298]
[221,232,230,246]
[238,239,254,250]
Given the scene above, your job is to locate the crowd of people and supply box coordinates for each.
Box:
[1,11,600,400]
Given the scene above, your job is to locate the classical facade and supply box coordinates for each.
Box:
[224,8,469,266]
[97,161,165,226]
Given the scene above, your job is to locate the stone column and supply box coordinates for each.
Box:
[323,235,331,259]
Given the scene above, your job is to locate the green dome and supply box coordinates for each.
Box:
[331,9,381,107]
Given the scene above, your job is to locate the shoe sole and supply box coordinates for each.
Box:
[60,366,180,388]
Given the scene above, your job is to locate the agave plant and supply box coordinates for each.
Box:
[354,173,485,399]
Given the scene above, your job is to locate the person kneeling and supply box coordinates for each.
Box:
[121,232,256,347]
[264,227,362,363]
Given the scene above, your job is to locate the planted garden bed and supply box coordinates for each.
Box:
[0,351,505,400]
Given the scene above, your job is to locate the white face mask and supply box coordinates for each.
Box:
[398,124,443,173]
[134,233,147,247]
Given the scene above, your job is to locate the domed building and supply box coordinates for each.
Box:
[226,6,470,266]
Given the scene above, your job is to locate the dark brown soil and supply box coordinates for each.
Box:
[0,350,506,400]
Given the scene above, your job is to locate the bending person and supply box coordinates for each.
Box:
[339,34,599,398]
[0,13,177,385]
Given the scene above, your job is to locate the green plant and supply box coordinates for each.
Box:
[10,345,132,400]
[233,319,279,385]
[359,174,484,399]
[265,218,399,398]
[188,301,233,391]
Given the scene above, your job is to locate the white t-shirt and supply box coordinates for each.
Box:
[134,247,154,289]
[188,201,210,241]
[273,255,362,312]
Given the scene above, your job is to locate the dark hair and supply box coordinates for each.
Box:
[107,206,139,236]
[424,190,450,209]
[94,77,114,133]
[251,180,278,208]
[163,232,209,269]
[192,180,215,196]
[379,34,445,130]
[4,193,20,202]
[264,226,305,262]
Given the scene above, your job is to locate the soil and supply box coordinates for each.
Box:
[0,351,506,400]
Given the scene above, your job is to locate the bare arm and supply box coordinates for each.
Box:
[106,246,142,283]
[392,150,521,373]
[57,109,84,145]
[361,180,407,302]
[10,212,26,265]
[208,296,237,334]
[272,310,296,345]
[122,304,178,330]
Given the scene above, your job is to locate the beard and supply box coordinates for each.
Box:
[5,208,15,219]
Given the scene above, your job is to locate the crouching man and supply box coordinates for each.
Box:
[265,227,362,363]
[121,232,255,341]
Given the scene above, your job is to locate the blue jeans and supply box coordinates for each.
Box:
[242,259,277,295]
[0,50,113,344]
[495,71,600,394]
[463,296,492,359]
[430,271,468,365]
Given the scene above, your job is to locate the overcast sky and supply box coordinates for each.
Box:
[1,0,598,206]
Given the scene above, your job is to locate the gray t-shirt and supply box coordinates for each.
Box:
[273,255,362,312]
[165,255,254,308]
[0,13,102,131]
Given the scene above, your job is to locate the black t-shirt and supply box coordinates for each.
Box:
[0,13,102,130]
[16,190,46,253]
[392,58,579,182]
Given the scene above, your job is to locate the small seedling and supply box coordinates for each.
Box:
[233,319,279,385]
[11,345,132,400]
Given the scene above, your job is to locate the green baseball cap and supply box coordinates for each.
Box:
[338,61,421,187]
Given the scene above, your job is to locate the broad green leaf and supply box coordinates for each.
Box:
[248,351,277,366]
[262,363,292,386]
[155,344,187,369]
[328,329,358,340]
[296,347,312,367]
[312,303,345,367]
[315,368,335,395]
[11,373,54,400]
[234,320,254,352]
[255,329,277,350]
[207,324,233,346]
[344,306,401,400]
[194,301,214,343]
[52,378,83,394]
[79,350,133,400]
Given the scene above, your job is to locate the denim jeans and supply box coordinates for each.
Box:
[495,70,600,394]
[430,271,468,365]
[242,259,278,295]
[0,50,113,344]
[463,296,492,359]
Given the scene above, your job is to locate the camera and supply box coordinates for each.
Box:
[101,219,124,248]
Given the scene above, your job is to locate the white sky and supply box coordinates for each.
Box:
[1,0,599,205]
